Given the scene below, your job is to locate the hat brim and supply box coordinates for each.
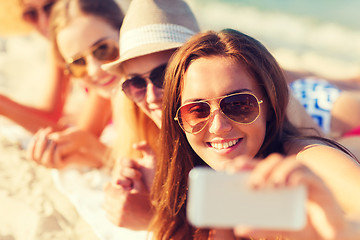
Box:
[102,42,182,75]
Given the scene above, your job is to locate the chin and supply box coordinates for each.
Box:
[153,118,162,128]
[151,112,162,128]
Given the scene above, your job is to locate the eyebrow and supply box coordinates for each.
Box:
[70,37,110,60]
[182,88,253,104]
[125,62,168,78]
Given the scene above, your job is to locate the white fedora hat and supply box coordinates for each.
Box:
[103,0,199,73]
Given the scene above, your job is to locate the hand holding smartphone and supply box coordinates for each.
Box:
[187,167,307,230]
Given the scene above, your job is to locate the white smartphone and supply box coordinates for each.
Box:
[187,167,307,230]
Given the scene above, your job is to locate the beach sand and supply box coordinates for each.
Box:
[0,119,99,240]
[0,34,99,240]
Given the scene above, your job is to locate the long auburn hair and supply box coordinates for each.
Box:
[150,29,356,239]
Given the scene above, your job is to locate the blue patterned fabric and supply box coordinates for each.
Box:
[290,78,342,134]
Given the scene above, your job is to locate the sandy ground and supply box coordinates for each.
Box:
[0,33,100,240]
[0,117,100,240]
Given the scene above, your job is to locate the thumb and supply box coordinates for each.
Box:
[223,155,257,173]
[133,141,155,158]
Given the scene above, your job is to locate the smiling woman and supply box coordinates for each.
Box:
[51,0,123,98]
[150,29,360,239]
[27,0,124,169]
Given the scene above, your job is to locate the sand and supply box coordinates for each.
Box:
[0,33,100,240]
[0,118,100,240]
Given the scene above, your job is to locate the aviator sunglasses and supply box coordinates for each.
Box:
[22,0,57,24]
[66,39,119,78]
[174,92,263,134]
[121,64,167,102]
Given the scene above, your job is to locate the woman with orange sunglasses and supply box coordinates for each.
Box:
[0,0,120,142]
[150,29,360,239]
[27,0,125,169]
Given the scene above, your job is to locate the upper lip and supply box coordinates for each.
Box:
[94,75,117,86]
[148,104,162,110]
[207,137,242,143]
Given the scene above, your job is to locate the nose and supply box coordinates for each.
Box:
[208,109,232,134]
[36,11,50,38]
[145,82,162,103]
[86,55,103,81]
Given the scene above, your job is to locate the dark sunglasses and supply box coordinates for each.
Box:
[22,0,56,24]
[66,39,119,78]
[174,92,263,134]
[121,64,167,102]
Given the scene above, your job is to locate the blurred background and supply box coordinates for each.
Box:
[0,0,359,105]
[189,0,360,80]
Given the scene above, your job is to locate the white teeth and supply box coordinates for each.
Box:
[210,139,239,149]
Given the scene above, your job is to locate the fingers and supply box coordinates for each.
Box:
[224,155,257,173]
[112,158,140,181]
[132,141,155,157]
[39,140,57,168]
[234,227,290,240]
[132,141,156,167]
[48,127,81,144]
[132,141,156,190]
[231,154,347,240]
[27,127,55,165]
[48,128,89,157]
[248,154,306,189]
[111,158,144,191]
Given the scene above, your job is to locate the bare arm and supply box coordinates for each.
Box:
[0,58,70,133]
[296,144,360,214]
[27,90,113,169]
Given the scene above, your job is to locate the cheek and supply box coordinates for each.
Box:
[135,101,152,119]
[184,133,195,148]
[136,101,147,111]
[247,119,267,155]
[185,132,201,150]
[79,76,94,88]
[184,132,207,159]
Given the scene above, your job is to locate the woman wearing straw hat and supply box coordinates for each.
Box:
[0,0,114,139]
[101,0,200,230]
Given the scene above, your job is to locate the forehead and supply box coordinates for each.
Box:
[181,56,262,102]
[122,50,173,76]
[56,15,118,60]
[22,0,52,8]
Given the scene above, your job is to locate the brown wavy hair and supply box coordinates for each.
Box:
[150,29,356,239]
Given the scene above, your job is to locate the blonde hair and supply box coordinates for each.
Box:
[110,90,160,164]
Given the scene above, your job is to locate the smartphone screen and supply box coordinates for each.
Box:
[187,167,307,230]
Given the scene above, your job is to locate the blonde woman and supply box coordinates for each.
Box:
[27,0,124,168]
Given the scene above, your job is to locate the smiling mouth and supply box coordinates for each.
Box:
[208,139,241,150]
[97,76,117,87]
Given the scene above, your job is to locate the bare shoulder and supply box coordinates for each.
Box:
[285,138,357,165]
